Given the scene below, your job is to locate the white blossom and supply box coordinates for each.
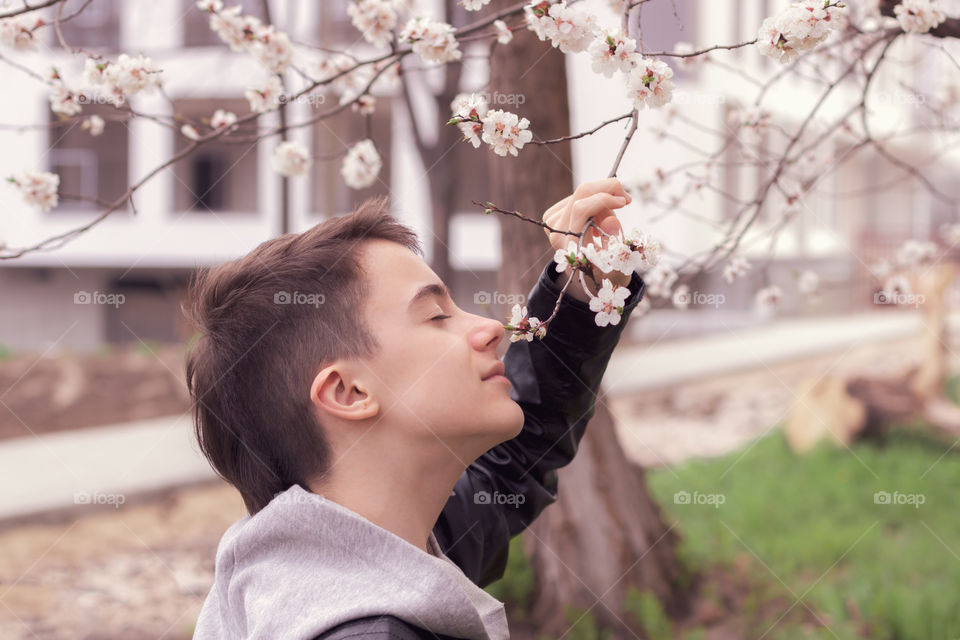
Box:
[797,269,820,296]
[181,124,200,140]
[588,30,639,78]
[272,141,312,177]
[883,274,912,298]
[462,0,492,10]
[493,19,513,44]
[0,16,39,51]
[895,238,938,267]
[757,1,844,64]
[345,93,376,115]
[589,278,631,327]
[250,26,294,74]
[8,171,59,212]
[624,228,662,270]
[582,237,612,273]
[49,85,82,117]
[554,240,587,273]
[107,54,163,95]
[347,0,398,48]
[507,303,545,341]
[480,109,533,157]
[755,285,783,314]
[644,263,678,298]
[210,109,238,131]
[81,115,105,136]
[209,5,259,52]
[196,0,223,12]
[940,222,960,246]
[245,76,284,113]
[894,0,946,33]
[84,54,162,105]
[451,92,489,148]
[341,139,382,189]
[626,57,675,109]
[722,256,752,284]
[524,1,597,54]
[400,16,462,64]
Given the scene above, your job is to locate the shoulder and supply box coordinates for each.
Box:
[311,614,462,640]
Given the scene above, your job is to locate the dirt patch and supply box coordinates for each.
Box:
[0,481,245,640]
[0,344,189,441]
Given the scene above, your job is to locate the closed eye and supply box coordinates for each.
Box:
[431,315,452,322]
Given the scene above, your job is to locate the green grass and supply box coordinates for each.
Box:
[647,428,960,640]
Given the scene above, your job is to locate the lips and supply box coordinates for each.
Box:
[481,361,506,381]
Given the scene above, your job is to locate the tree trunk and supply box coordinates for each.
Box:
[488,17,686,636]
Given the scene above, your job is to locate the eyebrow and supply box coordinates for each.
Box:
[407,282,451,311]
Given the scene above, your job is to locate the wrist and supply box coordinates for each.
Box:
[563,268,632,304]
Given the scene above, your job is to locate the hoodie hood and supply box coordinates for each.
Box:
[193,484,510,640]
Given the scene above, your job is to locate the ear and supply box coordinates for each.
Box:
[309,363,380,421]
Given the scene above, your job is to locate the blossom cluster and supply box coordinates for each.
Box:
[399,16,462,64]
[7,171,60,212]
[200,0,293,73]
[347,0,398,48]
[893,0,947,33]
[756,0,846,64]
[0,15,41,51]
[527,2,676,110]
[449,93,533,157]
[271,141,313,178]
[341,139,383,190]
[548,227,663,328]
[506,304,546,342]
[83,54,164,107]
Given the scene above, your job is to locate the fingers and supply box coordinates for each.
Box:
[572,178,631,203]
[543,179,630,251]
[571,192,626,245]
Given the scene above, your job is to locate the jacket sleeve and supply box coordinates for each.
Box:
[432,260,646,588]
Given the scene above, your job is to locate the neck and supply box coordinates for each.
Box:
[309,439,468,553]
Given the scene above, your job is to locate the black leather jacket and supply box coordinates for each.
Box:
[315,262,646,640]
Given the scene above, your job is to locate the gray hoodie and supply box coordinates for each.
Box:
[193,484,511,640]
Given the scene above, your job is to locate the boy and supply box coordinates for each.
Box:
[187,178,645,639]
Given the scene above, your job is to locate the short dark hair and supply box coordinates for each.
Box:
[183,196,422,514]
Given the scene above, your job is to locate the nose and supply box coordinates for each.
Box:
[469,313,505,351]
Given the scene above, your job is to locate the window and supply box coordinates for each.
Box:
[47,104,129,213]
[312,98,393,216]
[170,98,259,214]
[55,0,121,50]
[453,136,491,214]
[183,0,264,47]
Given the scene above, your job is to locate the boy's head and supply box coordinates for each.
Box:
[184,197,523,515]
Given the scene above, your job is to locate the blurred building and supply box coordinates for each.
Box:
[0,0,957,351]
